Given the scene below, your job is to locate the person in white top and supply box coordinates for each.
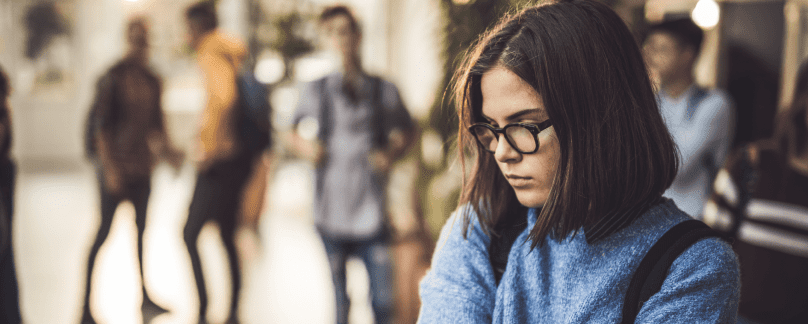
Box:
[643,17,734,218]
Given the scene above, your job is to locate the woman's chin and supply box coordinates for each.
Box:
[515,192,547,209]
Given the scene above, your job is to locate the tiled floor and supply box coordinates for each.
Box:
[13,158,374,324]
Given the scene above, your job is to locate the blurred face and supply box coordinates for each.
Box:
[127,22,149,52]
[643,32,692,86]
[320,14,359,62]
[186,19,204,51]
[480,66,560,208]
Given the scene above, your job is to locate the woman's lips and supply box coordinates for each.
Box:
[505,174,533,187]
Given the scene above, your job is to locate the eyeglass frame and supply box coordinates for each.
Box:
[468,120,553,154]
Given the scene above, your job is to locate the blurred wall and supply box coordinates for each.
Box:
[0,0,248,167]
[387,0,442,121]
[1,0,126,165]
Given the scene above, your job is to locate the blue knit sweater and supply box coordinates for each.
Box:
[418,199,740,323]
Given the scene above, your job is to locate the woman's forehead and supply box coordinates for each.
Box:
[480,67,546,120]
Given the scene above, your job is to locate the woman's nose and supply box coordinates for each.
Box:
[493,134,521,163]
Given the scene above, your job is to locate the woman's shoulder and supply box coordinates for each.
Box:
[677,235,738,272]
[427,204,495,281]
[632,202,740,322]
[636,200,736,260]
[614,200,734,265]
[420,204,497,314]
[434,204,490,250]
[649,200,739,288]
[618,199,693,242]
[637,234,740,322]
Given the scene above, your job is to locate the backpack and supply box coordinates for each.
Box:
[620,220,730,323]
[234,68,272,156]
[684,87,709,122]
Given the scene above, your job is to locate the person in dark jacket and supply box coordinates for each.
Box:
[81,18,182,324]
[0,62,21,324]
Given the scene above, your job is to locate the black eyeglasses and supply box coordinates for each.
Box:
[468,120,553,154]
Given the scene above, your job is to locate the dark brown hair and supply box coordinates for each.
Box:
[455,0,678,246]
[127,17,149,50]
[186,2,218,33]
[646,17,704,56]
[318,5,360,35]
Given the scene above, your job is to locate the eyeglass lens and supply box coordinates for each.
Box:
[472,125,537,153]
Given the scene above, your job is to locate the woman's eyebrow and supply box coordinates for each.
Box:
[505,108,544,122]
[481,108,544,124]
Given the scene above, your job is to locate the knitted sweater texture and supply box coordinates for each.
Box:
[418,200,740,323]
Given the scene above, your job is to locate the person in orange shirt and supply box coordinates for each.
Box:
[183,3,255,323]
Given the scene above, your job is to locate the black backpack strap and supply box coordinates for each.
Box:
[317,77,331,143]
[369,75,386,149]
[685,86,709,122]
[313,77,330,202]
[621,219,729,323]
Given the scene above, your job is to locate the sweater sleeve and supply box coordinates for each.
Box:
[418,208,497,323]
[635,237,740,323]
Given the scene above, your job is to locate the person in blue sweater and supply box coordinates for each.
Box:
[417,1,741,323]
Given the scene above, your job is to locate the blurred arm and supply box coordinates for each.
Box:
[148,81,184,171]
[93,75,121,193]
[369,82,417,173]
[286,130,325,166]
[287,80,326,166]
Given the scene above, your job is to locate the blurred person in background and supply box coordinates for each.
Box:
[289,5,415,324]
[418,1,739,322]
[704,60,808,324]
[81,17,182,324]
[643,17,734,219]
[0,65,20,324]
[183,3,255,323]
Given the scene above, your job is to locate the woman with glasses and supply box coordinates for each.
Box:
[417,1,740,322]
